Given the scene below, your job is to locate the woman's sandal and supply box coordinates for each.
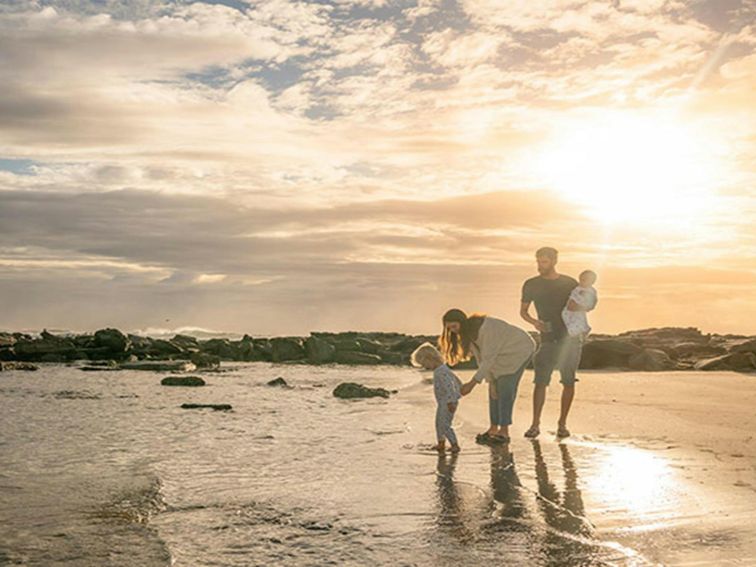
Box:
[524,425,540,438]
[475,432,493,444]
[489,435,510,444]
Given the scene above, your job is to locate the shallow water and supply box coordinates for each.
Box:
[1,364,754,566]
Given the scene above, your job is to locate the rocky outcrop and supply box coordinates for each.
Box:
[161,375,206,386]
[0,326,752,373]
[267,377,289,387]
[333,382,391,399]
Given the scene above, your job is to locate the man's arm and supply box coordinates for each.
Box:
[521,302,546,331]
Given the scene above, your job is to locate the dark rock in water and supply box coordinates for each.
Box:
[201,338,241,360]
[0,361,39,371]
[267,377,289,387]
[181,403,232,411]
[93,328,131,354]
[120,360,197,372]
[580,340,643,369]
[0,347,16,361]
[271,337,305,362]
[161,375,206,386]
[305,336,335,364]
[628,349,676,372]
[333,382,391,399]
[695,352,756,372]
[190,351,221,369]
[334,351,382,365]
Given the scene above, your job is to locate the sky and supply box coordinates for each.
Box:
[0,0,754,336]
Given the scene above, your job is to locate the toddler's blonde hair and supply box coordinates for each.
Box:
[410,342,443,368]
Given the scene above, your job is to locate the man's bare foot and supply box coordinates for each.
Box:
[450,444,461,453]
[557,425,571,438]
[524,425,540,438]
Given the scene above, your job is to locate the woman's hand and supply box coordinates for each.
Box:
[460,380,476,396]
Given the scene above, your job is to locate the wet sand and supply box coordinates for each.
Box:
[450,369,756,566]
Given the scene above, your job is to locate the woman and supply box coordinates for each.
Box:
[440,308,535,444]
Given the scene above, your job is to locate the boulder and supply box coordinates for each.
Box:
[0,347,16,361]
[170,334,200,351]
[120,360,197,372]
[267,377,289,387]
[180,403,232,411]
[305,336,335,364]
[148,339,184,358]
[376,350,406,365]
[200,338,241,360]
[93,328,131,354]
[271,337,305,362]
[161,375,206,386]
[580,340,642,369]
[628,349,676,372]
[0,361,39,371]
[190,352,221,370]
[252,338,273,361]
[127,334,154,355]
[334,351,382,365]
[333,382,391,399]
[356,339,383,355]
[695,352,756,372]
[0,333,16,348]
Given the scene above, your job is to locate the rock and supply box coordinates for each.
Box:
[0,347,16,361]
[695,352,756,372]
[0,361,39,371]
[171,334,200,351]
[730,339,756,354]
[671,342,727,359]
[271,337,305,362]
[120,360,197,372]
[580,340,643,369]
[13,334,79,362]
[180,403,232,411]
[190,352,221,370]
[333,382,391,399]
[376,350,406,365]
[267,377,289,387]
[127,334,153,355]
[0,333,16,347]
[161,375,206,386]
[305,336,335,364]
[93,328,131,354]
[333,340,362,353]
[54,390,101,400]
[628,349,676,372]
[200,338,241,360]
[148,339,184,358]
[356,339,383,355]
[252,338,273,361]
[333,351,382,365]
[79,365,121,372]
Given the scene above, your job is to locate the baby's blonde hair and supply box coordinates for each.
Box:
[410,342,443,368]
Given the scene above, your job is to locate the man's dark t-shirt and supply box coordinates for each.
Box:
[521,274,578,341]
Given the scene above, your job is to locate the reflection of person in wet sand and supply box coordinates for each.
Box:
[434,453,474,543]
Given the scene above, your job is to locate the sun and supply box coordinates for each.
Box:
[532,111,724,226]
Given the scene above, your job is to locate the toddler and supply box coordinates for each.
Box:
[411,342,462,453]
[562,270,598,338]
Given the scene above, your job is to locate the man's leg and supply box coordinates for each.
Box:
[527,342,555,437]
[557,337,582,436]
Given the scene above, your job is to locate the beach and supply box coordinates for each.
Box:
[1,363,755,566]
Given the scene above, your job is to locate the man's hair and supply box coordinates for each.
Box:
[536,247,558,261]
[410,342,442,368]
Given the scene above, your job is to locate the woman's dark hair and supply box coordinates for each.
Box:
[439,308,486,365]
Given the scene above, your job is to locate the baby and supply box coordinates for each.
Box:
[562,270,598,338]
[411,342,462,453]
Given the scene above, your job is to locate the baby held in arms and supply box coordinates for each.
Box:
[411,343,462,453]
[562,270,598,339]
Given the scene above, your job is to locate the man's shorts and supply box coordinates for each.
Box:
[533,335,583,386]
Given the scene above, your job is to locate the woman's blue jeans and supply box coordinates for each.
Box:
[488,360,529,427]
